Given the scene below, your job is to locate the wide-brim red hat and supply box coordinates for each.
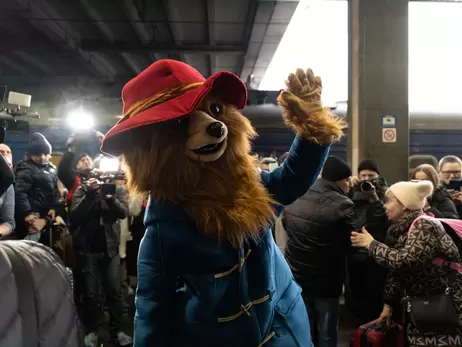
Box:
[101,59,248,156]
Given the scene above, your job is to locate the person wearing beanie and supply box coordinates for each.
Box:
[14,132,59,240]
[283,155,354,346]
[345,158,389,323]
[351,180,462,345]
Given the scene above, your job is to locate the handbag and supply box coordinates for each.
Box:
[403,280,460,333]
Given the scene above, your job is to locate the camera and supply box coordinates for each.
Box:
[82,158,125,196]
[360,179,378,192]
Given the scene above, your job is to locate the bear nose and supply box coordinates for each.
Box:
[206,122,225,138]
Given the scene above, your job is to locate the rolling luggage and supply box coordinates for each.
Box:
[351,319,404,347]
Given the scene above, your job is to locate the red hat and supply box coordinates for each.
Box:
[101,59,248,156]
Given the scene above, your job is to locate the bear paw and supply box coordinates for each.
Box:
[277,68,346,145]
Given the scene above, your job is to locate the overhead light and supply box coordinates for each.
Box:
[66,107,94,131]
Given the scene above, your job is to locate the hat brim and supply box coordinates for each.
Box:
[101,71,247,156]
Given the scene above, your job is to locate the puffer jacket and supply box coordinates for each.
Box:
[0,240,83,347]
[14,159,59,218]
[283,178,355,298]
[427,187,459,219]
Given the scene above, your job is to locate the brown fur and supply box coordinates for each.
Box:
[278,68,347,145]
[122,100,276,249]
[121,69,346,249]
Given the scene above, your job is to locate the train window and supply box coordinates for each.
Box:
[409,155,438,171]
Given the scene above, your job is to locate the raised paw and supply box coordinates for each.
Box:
[284,68,322,102]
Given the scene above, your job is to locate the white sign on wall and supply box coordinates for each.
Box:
[382,128,397,143]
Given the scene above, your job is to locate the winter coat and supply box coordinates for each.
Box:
[368,210,462,347]
[14,159,59,218]
[0,240,83,347]
[70,184,129,257]
[134,137,329,347]
[427,187,459,219]
[283,178,355,298]
[346,183,389,321]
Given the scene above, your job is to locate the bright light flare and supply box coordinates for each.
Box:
[100,157,120,172]
[66,108,94,131]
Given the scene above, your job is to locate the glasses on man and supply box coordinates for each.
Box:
[441,170,462,178]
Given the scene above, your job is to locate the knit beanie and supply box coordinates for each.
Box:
[27,132,52,156]
[322,156,352,182]
[387,180,433,211]
[358,159,380,174]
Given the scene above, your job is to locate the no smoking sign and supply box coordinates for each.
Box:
[382,128,397,143]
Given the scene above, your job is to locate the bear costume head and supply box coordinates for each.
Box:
[102,60,344,247]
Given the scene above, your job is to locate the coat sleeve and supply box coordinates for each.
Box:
[260,136,330,207]
[341,200,357,250]
[0,185,15,233]
[383,271,400,307]
[14,166,34,217]
[101,186,129,219]
[70,186,95,225]
[435,194,459,219]
[57,151,77,190]
[134,225,176,347]
[368,219,437,270]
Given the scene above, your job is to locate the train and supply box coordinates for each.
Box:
[4,101,462,166]
[242,102,462,163]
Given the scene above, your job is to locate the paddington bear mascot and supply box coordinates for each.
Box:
[101,59,345,347]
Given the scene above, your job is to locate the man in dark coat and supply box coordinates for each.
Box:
[345,159,389,324]
[283,156,355,347]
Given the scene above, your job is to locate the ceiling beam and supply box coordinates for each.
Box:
[0,37,245,55]
[79,0,141,75]
[80,40,245,54]
[205,0,216,77]
[121,0,154,44]
[13,51,54,74]
[160,0,187,61]
[0,55,29,75]
[238,0,260,78]
[12,0,117,81]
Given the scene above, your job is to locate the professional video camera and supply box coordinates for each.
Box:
[81,157,124,196]
[360,176,387,192]
[0,86,40,143]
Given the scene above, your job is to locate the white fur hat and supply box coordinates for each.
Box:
[386,180,433,211]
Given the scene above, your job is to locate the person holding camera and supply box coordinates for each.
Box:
[70,174,132,347]
[346,159,389,324]
[58,131,104,213]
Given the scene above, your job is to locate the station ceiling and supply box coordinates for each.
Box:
[0,0,299,105]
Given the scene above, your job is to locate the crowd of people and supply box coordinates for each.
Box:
[1,131,462,347]
[270,154,462,347]
[0,131,146,347]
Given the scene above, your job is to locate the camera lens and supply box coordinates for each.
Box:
[361,181,373,192]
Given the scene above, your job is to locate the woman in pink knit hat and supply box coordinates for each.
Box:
[351,180,462,347]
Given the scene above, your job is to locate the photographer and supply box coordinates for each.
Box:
[58,131,104,210]
[70,167,132,347]
[346,159,389,324]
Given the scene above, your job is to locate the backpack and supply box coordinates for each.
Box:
[408,215,462,275]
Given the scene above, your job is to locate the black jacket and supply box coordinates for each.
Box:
[427,187,459,219]
[283,178,355,298]
[348,180,389,262]
[14,159,59,218]
[70,184,129,257]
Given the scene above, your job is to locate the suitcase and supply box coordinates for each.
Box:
[351,319,404,347]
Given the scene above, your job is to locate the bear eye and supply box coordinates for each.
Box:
[210,103,221,117]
